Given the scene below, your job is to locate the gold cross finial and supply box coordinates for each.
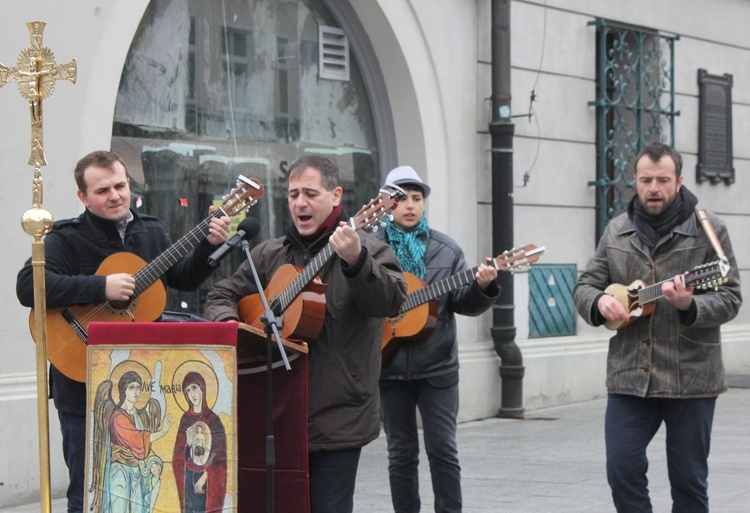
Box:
[0,21,77,167]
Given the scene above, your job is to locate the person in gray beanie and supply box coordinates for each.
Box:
[376,165,501,513]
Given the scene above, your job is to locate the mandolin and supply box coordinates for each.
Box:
[604,259,731,330]
[237,187,404,345]
[382,244,545,361]
[29,176,265,382]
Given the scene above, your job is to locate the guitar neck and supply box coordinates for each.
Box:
[637,271,708,305]
[637,280,670,305]
[273,243,336,314]
[400,266,478,313]
[133,208,227,295]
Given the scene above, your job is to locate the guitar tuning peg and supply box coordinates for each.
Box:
[388,214,394,222]
[371,225,379,233]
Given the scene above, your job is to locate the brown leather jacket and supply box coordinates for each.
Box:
[574,211,742,398]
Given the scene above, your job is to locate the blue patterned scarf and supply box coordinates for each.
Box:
[385,215,429,278]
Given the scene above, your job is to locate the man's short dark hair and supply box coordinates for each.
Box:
[287,155,340,191]
[74,151,127,192]
[633,143,683,177]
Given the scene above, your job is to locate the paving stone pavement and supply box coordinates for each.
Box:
[5,387,749,512]
[355,386,750,513]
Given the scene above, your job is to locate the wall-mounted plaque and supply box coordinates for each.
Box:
[697,69,734,184]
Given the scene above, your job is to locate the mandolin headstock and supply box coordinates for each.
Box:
[686,259,731,291]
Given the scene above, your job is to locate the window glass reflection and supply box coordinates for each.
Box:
[112,0,379,315]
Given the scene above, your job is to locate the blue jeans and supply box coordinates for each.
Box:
[380,375,461,513]
[308,448,362,513]
[605,394,716,513]
[58,411,86,513]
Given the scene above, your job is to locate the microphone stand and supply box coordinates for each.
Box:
[240,239,291,513]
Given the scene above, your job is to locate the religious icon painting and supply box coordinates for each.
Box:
[85,344,238,513]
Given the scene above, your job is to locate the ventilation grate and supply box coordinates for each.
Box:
[319,26,350,81]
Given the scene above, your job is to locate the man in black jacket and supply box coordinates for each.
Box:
[377,166,500,513]
[16,150,230,513]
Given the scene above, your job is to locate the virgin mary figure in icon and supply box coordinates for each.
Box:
[172,370,228,513]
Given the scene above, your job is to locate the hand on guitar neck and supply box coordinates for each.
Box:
[330,221,362,266]
[476,258,499,289]
[661,275,695,311]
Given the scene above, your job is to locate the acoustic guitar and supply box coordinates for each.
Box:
[381,244,545,361]
[237,187,404,345]
[29,176,265,382]
[604,259,731,330]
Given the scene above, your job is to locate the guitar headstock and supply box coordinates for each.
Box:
[491,244,545,273]
[350,186,406,232]
[220,176,265,217]
[686,259,731,290]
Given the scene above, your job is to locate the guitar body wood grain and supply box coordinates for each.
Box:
[237,263,327,344]
[381,273,437,361]
[603,280,654,331]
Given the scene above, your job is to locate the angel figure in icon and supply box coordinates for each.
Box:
[89,362,173,513]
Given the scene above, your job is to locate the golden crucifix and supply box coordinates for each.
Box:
[0,20,77,168]
[0,21,76,513]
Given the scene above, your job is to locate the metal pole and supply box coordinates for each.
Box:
[490,0,524,419]
[24,201,54,513]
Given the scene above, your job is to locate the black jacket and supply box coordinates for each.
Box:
[376,229,500,380]
[16,208,219,415]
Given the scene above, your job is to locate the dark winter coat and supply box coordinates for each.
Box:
[204,211,407,451]
[16,208,220,415]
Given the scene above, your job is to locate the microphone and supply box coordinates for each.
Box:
[207,217,261,267]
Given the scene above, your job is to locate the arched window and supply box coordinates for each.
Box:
[112,0,387,315]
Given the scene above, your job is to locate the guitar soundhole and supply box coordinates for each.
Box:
[105,297,138,316]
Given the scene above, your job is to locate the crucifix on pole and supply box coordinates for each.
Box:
[0,20,76,513]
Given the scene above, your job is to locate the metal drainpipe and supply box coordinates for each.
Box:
[490,0,524,419]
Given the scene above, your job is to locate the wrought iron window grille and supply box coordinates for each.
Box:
[587,18,680,240]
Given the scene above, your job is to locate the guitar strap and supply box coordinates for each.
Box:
[695,208,728,262]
